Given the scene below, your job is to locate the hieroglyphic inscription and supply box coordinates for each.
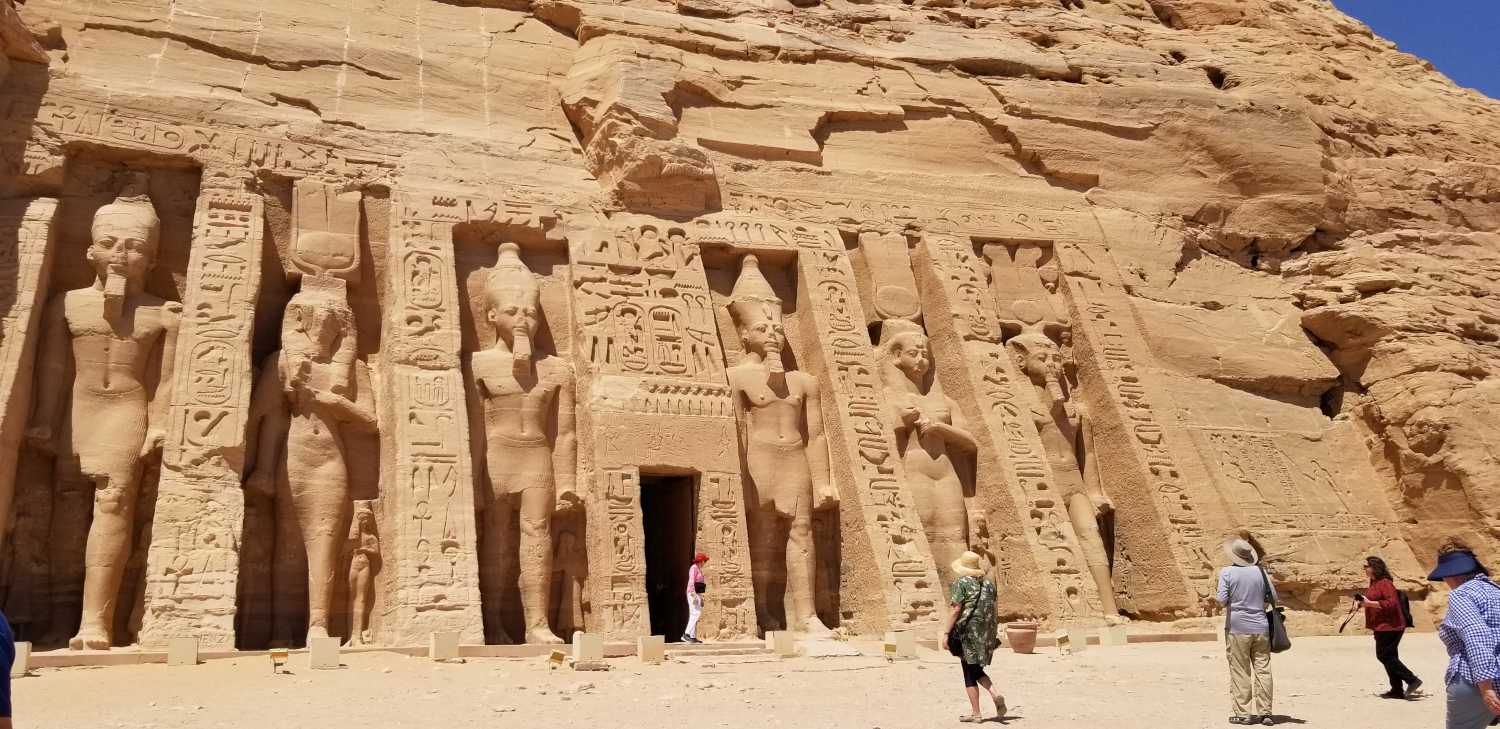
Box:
[594,468,646,639]
[798,249,942,633]
[381,192,485,644]
[0,198,57,554]
[703,472,754,640]
[139,192,263,648]
[724,186,1092,241]
[1067,278,1216,607]
[0,94,399,181]
[920,235,1102,620]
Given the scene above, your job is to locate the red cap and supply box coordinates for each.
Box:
[693,552,709,563]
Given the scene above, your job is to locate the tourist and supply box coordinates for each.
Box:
[1218,538,1276,726]
[1356,556,1421,699]
[683,553,708,644]
[941,551,1004,723]
[1430,543,1500,729]
[0,607,13,728]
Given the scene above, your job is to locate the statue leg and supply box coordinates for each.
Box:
[745,504,780,633]
[518,487,561,644]
[785,496,830,635]
[1068,491,1119,617]
[70,468,140,651]
[287,429,350,643]
[477,495,515,645]
[271,474,308,647]
[347,555,370,646]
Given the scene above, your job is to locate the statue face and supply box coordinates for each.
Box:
[1019,340,1063,381]
[487,286,539,341]
[738,315,784,359]
[88,213,156,286]
[892,333,930,377]
[303,301,347,355]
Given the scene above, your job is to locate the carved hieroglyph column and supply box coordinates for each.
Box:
[795,248,943,637]
[0,197,58,546]
[139,189,262,648]
[913,234,1108,623]
[379,192,485,644]
[1057,242,1220,615]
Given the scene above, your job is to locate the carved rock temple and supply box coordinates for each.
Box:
[0,0,1493,651]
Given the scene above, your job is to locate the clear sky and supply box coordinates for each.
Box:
[1331,0,1500,99]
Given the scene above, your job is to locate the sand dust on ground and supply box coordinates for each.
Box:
[17,635,1447,728]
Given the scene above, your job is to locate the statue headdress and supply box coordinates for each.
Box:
[485,242,539,374]
[877,318,926,349]
[92,171,160,248]
[728,254,781,327]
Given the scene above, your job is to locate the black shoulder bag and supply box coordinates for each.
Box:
[1260,566,1291,653]
[948,577,973,657]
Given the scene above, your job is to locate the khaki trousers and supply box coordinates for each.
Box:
[1226,633,1273,717]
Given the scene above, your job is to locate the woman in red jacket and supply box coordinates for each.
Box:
[1356,556,1422,699]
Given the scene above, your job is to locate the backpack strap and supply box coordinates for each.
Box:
[1259,565,1277,608]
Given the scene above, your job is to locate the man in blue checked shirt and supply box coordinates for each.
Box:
[1430,543,1500,729]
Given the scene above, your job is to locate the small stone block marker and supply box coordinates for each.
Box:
[1065,627,1089,652]
[10,642,29,678]
[309,636,341,669]
[638,635,665,663]
[884,631,916,659]
[572,632,604,663]
[166,637,199,666]
[430,632,460,661]
[1056,632,1074,655]
[1099,625,1128,647]
[766,631,795,656]
[269,650,289,674]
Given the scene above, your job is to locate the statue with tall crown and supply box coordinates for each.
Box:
[1007,317,1119,618]
[244,182,377,646]
[473,242,577,645]
[727,254,837,635]
[877,318,978,590]
[26,171,182,650]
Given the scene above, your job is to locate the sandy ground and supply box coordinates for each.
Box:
[17,635,1448,728]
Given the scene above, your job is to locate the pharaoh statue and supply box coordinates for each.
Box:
[244,184,377,645]
[1007,315,1120,618]
[345,500,379,646]
[26,172,181,650]
[877,319,978,589]
[473,242,577,645]
[727,254,837,635]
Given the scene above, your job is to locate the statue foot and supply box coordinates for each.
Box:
[526,627,564,645]
[800,616,835,638]
[68,628,110,651]
[307,625,331,644]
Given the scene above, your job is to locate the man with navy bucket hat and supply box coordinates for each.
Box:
[1430,544,1500,729]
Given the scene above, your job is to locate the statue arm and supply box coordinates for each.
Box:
[143,302,184,455]
[25,296,68,444]
[311,360,378,432]
[922,396,977,453]
[1079,412,1112,513]
[802,376,838,509]
[553,372,579,510]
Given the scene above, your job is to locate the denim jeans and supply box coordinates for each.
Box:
[1447,680,1500,729]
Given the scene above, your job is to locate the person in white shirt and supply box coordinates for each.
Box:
[684,553,708,644]
[1218,538,1278,726]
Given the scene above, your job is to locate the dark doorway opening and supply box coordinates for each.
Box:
[641,474,697,642]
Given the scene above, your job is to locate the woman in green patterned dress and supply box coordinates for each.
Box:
[941,551,1005,723]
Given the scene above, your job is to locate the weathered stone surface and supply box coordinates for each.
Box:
[0,0,1493,649]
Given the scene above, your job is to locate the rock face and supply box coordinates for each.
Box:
[0,0,1493,649]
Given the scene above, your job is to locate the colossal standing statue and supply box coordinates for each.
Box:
[474,242,577,645]
[244,183,377,645]
[1007,328,1120,617]
[727,254,837,635]
[877,319,978,589]
[26,172,181,650]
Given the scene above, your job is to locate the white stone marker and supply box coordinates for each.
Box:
[10,642,29,678]
[309,636,341,669]
[1065,627,1089,652]
[430,632,460,660]
[572,632,604,663]
[638,635,665,663]
[766,631,796,656]
[167,637,199,666]
[884,631,917,659]
[1099,625,1129,647]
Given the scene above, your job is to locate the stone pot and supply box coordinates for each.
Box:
[1005,622,1039,654]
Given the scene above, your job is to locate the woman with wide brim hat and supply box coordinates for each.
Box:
[941,551,1005,723]
[683,553,709,644]
[1218,538,1277,725]
[1429,544,1500,728]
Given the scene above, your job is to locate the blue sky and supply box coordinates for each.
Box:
[1331,0,1500,99]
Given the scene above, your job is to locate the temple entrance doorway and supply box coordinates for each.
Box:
[641,473,698,642]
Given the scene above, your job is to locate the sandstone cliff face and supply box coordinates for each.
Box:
[0,0,1493,647]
